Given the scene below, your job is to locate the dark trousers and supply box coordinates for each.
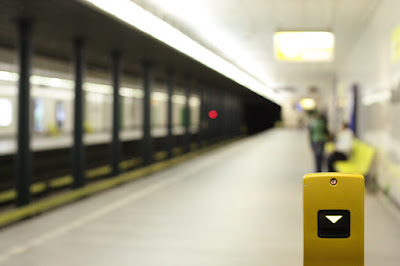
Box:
[312,142,325,172]
[328,152,347,172]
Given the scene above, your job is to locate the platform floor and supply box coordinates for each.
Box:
[0,129,399,265]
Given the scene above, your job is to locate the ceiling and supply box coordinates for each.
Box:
[0,0,382,105]
[0,0,273,103]
[134,0,381,97]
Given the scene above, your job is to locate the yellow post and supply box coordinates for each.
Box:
[303,173,364,266]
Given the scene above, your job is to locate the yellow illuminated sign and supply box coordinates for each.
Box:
[299,98,316,110]
[303,173,364,266]
[274,31,334,61]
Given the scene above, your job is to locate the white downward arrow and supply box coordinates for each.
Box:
[325,215,343,224]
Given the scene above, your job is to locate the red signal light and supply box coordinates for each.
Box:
[209,110,218,119]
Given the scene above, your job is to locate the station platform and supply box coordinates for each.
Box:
[0,129,399,265]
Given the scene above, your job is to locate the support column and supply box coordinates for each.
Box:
[237,99,243,136]
[226,93,232,139]
[198,83,205,148]
[233,97,242,137]
[223,90,229,140]
[209,87,216,144]
[228,94,233,139]
[142,61,153,165]
[16,19,33,206]
[166,70,174,159]
[231,96,236,138]
[72,38,86,188]
[202,85,209,145]
[192,81,199,148]
[216,89,223,142]
[184,76,191,153]
[111,51,122,176]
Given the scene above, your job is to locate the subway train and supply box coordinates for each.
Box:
[0,65,203,193]
[0,56,276,195]
[0,68,201,156]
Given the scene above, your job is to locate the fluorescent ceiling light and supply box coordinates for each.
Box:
[78,0,282,104]
[0,70,197,104]
[274,31,334,62]
[31,75,74,89]
[0,70,143,98]
[0,71,19,82]
[83,83,112,94]
[120,87,143,98]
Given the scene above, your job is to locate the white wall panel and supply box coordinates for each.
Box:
[338,0,400,204]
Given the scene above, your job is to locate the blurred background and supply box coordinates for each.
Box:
[0,0,399,265]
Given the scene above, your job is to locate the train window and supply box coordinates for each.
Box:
[151,98,162,127]
[0,98,12,127]
[33,98,45,132]
[180,107,190,126]
[55,101,66,130]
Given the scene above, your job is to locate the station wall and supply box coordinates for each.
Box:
[337,0,400,204]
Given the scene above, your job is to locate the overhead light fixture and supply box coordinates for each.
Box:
[120,87,143,98]
[299,98,316,110]
[31,75,74,89]
[172,95,186,104]
[274,31,334,62]
[0,71,19,82]
[0,70,144,98]
[83,83,112,94]
[78,0,283,104]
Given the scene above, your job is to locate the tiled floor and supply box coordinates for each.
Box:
[0,129,399,265]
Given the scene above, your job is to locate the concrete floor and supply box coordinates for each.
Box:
[0,129,399,265]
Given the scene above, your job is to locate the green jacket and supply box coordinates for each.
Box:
[309,118,327,143]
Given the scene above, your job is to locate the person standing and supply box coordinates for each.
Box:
[309,111,329,172]
[327,122,353,172]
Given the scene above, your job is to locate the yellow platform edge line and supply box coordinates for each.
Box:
[0,145,210,203]
[0,139,238,228]
[49,175,74,189]
[0,156,144,203]
[0,190,17,203]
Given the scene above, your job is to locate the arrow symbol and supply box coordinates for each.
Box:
[325,215,343,224]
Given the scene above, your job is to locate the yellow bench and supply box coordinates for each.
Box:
[334,139,375,175]
[324,142,335,153]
